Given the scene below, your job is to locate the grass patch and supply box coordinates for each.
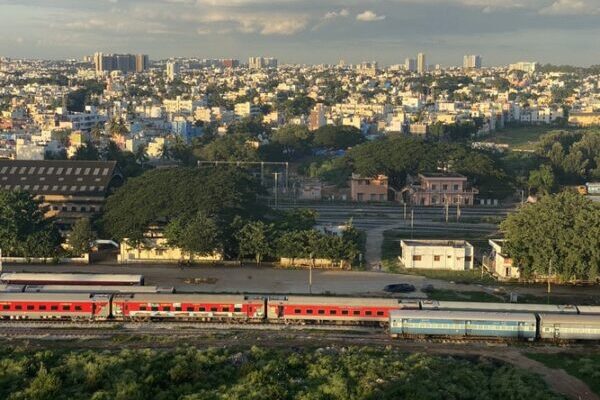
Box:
[527,353,600,396]
[481,126,569,151]
[426,289,504,302]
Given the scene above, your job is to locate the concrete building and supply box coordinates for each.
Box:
[400,240,474,271]
[15,139,45,160]
[485,239,520,280]
[402,173,477,206]
[509,61,539,73]
[405,58,416,72]
[309,103,327,131]
[417,53,426,74]
[234,102,260,118]
[298,179,322,201]
[350,174,388,202]
[93,53,148,74]
[166,61,180,81]
[463,55,482,69]
[163,96,203,115]
[568,112,600,127]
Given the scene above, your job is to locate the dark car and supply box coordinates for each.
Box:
[383,283,416,293]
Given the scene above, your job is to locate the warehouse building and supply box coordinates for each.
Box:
[400,239,474,271]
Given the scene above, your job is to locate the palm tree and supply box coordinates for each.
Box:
[108,117,128,137]
[134,143,149,167]
[159,142,171,160]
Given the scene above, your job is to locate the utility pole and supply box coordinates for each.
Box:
[547,259,552,295]
[445,199,449,223]
[456,195,461,222]
[410,209,414,239]
[273,172,279,208]
[403,203,407,220]
[309,252,313,294]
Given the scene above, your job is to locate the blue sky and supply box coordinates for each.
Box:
[0,0,599,66]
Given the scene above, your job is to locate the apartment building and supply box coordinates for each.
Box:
[400,240,474,271]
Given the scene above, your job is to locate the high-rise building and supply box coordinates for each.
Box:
[463,55,482,69]
[166,61,180,81]
[417,53,426,74]
[509,61,539,73]
[405,58,416,72]
[93,52,149,74]
[309,103,327,131]
[248,56,278,69]
[221,59,239,68]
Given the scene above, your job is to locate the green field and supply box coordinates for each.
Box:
[481,126,571,151]
[0,345,563,400]
[527,353,600,396]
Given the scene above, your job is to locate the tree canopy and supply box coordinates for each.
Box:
[500,191,600,281]
[313,125,364,150]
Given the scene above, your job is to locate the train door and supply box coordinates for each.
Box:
[554,325,560,339]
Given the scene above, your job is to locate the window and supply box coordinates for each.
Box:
[443,184,448,190]
[175,307,182,311]
[365,311,372,316]
[306,309,313,314]
[163,306,171,311]
[186,307,194,312]
[294,309,301,314]
[62,305,70,311]
[413,255,422,261]
[151,306,159,311]
[434,255,441,262]
[330,310,337,315]
[234,307,241,312]
[27,305,34,310]
[75,306,82,311]
[342,310,349,315]
[140,306,147,311]
[357,193,364,201]
[432,184,437,190]
[353,310,360,316]
[51,305,58,311]
[3,305,9,310]
[223,307,230,312]
[210,307,217,312]
[318,310,325,315]
[39,305,46,311]
[465,256,472,261]
[15,305,22,310]
[199,307,205,312]
[377,311,384,316]
[453,184,459,191]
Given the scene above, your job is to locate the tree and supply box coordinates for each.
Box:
[275,231,307,266]
[500,191,600,281]
[72,141,100,161]
[134,143,149,166]
[235,221,272,265]
[164,211,221,261]
[528,165,556,195]
[68,218,96,256]
[197,134,259,162]
[107,117,128,138]
[0,191,61,257]
[271,124,311,159]
[313,125,364,150]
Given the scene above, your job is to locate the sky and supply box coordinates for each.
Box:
[0,0,599,66]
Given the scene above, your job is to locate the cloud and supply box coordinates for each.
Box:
[356,10,386,22]
[539,0,600,15]
[324,9,349,20]
[197,12,309,35]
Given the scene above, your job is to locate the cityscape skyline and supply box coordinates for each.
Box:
[1,0,600,66]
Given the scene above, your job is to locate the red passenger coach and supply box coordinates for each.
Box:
[267,296,418,325]
[0,293,111,320]
[111,294,266,321]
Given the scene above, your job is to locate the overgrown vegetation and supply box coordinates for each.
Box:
[0,345,562,400]
[527,353,600,396]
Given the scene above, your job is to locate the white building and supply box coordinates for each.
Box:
[486,239,520,280]
[234,102,261,118]
[463,55,482,69]
[417,53,426,74]
[509,61,539,73]
[166,61,180,81]
[400,240,474,271]
[16,139,45,160]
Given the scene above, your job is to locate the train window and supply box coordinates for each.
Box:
[294,309,301,314]
[234,307,242,312]
[163,306,171,312]
[151,306,158,311]
[223,307,230,312]
[306,309,313,314]
[62,305,70,311]
[353,310,360,316]
[75,306,82,311]
[51,305,58,311]
[365,311,372,316]
[210,307,217,312]
[3,305,10,310]
[341,310,349,315]
[15,305,22,310]
[377,311,384,316]
[27,305,34,310]
[318,310,325,315]
[140,306,147,311]
[199,307,205,312]
[39,305,46,310]
[330,310,337,315]
[186,307,194,312]
[175,307,182,312]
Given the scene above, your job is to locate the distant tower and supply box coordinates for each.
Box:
[166,61,180,81]
[417,53,426,74]
[405,58,416,72]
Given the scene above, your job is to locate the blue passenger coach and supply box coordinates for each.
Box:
[389,310,537,339]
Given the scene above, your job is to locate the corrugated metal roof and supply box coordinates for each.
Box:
[390,309,537,323]
[0,160,117,196]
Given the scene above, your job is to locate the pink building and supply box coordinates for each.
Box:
[350,174,389,202]
[403,173,477,206]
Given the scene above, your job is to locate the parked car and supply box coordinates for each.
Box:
[384,283,415,293]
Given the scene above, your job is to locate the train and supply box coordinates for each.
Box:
[0,273,144,286]
[0,291,599,341]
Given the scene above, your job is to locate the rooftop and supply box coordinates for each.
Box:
[419,172,466,179]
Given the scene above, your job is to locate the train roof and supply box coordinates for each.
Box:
[22,285,170,294]
[576,306,600,315]
[538,313,600,324]
[0,272,143,284]
[390,309,537,323]
[275,296,406,307]
[0,292,109,302]
[0,284,25,292]
[419,300,578,313]
[112,293,258,303]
